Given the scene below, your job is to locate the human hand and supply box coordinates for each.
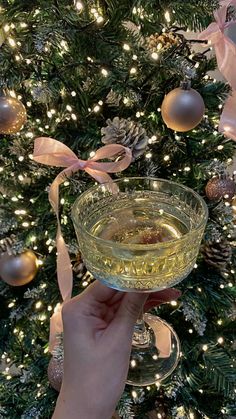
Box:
[53,281,181,419]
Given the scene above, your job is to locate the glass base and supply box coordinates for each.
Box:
[126,314,180,387]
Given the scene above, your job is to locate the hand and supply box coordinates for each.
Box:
[53,281,181,419]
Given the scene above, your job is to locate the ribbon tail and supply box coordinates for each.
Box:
[56,226,73,302]
[49,307,63,353]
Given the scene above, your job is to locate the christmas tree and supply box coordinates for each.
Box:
[0,1,236,418]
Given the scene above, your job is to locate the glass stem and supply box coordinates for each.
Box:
[132,307,151,347]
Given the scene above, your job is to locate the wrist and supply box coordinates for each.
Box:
[53,385,114,419]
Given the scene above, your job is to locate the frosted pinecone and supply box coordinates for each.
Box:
[202,240,232,269]
[106,89,122,107]
[0,235,16,253]
[101,117,148,160]
[31,84,52,103]
[182,300,207,336]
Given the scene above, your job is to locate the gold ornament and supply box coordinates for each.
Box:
[48,356,63,392]
[205,176,236,201]
[0,94,27,134]
[146,32,181,53]
[0,250,38,286]
[161,83,205,132]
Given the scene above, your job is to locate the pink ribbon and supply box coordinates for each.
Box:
[33,137,132,350]
[219,90,236,140]
[220,0,236,7]
[198,5,236,89]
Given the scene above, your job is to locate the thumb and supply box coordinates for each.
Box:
[110,293,149,338]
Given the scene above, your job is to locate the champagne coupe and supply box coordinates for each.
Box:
[72,177,208,386]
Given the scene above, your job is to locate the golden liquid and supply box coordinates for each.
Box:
[80,197,202,291]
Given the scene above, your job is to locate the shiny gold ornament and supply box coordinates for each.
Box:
[161,83,205,132]
[48,356,63,392]
[0,250,38,286]
[0,95,27,134]
[205,176,236,201]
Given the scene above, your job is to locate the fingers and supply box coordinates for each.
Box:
[144,288,181,312]
[109,293,149,337]
[78,280,120,303]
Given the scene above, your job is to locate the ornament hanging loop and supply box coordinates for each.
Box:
[180,79,191,90]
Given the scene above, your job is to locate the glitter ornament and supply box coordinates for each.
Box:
[147,32,181,53]
[0,94,27,134]
[205,176,236,201]
[0,250,38,286]
[47,356,63,392]
[161,81,205,132]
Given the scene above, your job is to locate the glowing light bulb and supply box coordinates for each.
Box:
[74,1,83,10]
[123,43,130,51]
[4,24,10,32]
[93,105,100,113]
[97,16,104,24]
[130,360,136,368]
[130,67,137,75]
[8,37,16,47]
[165,11,171,22]
[150,52,158,60]
[101,68,108,77]
[132,390,138,399]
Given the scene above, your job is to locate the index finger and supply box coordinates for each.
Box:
[81,280,120,303]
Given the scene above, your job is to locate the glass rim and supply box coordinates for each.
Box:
[71,177,208,250]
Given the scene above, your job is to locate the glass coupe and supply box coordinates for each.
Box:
[72,177,208,386]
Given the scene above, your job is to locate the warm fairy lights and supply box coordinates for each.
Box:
[74,1,83,11]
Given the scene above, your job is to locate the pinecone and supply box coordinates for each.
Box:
[73,251,86,279]
[202,240,232,269]
[106,89,122,107]
[101,117,148,160]
[146,32,181,53]
[0,235,16,254]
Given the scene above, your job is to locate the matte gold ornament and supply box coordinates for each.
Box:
[0,94,27,134]
[48,356,63,392]
[161,82,205,132]
[205,176,236,201]
[0,250,38,286]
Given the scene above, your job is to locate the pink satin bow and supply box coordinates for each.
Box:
[33,137,132,350]
[198,5,236,89]
[220,0,236,7]
[219,90,236,140]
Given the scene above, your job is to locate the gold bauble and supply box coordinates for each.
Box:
[0,95,27,134]
[48,356,63,392]
[0,250,38,286]
[161,86,205,132]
